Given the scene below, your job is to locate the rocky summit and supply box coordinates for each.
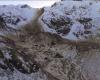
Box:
[0,1,100,80]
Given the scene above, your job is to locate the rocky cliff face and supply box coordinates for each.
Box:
[0,1,100,80]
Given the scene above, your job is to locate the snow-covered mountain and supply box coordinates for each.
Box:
[40,1,100,41]
[0,1,100,80]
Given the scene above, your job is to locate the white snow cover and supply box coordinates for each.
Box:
[0,5,37,29]
[40,1,100,41]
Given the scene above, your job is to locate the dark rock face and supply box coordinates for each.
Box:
[0,13,25,28]
[0,16,18,32]
[0,47,39,74]
[42,14,73,35]
[20,4,29,8]
[51,16,72,34]
[0,16,7,29]
[78,18,92,24]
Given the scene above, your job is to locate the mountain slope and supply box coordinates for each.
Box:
[40,1,100,41]
[0,1,100,80]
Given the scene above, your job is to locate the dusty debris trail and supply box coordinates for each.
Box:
[0,29,99,80]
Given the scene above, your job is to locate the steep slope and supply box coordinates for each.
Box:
[0,1,100,80]
[40,1,100,41]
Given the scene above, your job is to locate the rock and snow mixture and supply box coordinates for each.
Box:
[40,1,100,41]
[0,5,45,80]
[0,5,38,35]
[0,1,100,80]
